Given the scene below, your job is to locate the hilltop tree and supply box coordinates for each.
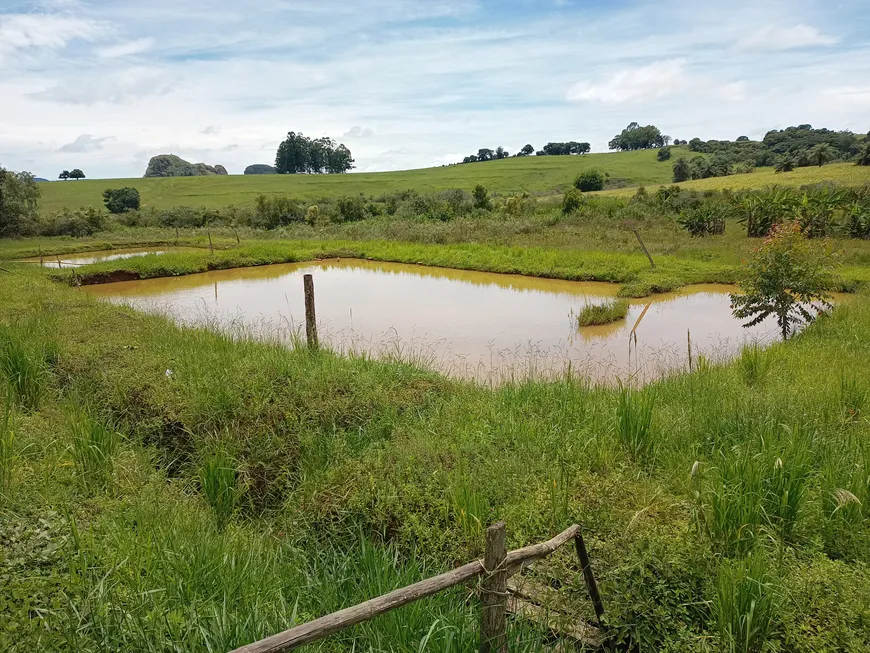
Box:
[517,144,535,157]
[495,146,509,159]
[808,143,834,167]
[608,122,663,151]
[274,131,354,174]
[477,148,495,162]
[59,170,70,180]
[672,157,690,182]
[69,169,85,180]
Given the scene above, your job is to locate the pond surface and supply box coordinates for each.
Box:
[82,259,790,384]
[20,247,199,268]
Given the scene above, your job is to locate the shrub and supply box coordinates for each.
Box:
[253,195,304,229]
[731,221,838,340]
[672,158,691,183]
[774,155,795,173]
[657,146,671,161]
[102,187,141,213]
[39,207,105,236]
[677,204,727,237]
[471,184,491,210]
[573,169,606,192]
[335,196,366,222]
[561,188,583,215]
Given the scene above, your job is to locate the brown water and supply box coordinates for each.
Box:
[20,247,200,268]
[82,259,797,384]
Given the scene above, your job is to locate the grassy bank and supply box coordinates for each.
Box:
[36,149,679,214]
[2,256,870,651]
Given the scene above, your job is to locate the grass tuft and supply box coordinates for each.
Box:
[616,386,656,462]
[576,299,630,327]
[199,449,244,529]
[715,552,781,653]
[0,324,52,410]
[70,409,120,493]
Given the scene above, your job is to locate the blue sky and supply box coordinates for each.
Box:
[1,0,869,179]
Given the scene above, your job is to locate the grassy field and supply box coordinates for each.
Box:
[606,162,870,196]
[3,252,870,652]
[36,149,681,214]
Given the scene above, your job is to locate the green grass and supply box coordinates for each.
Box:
[576,299,630,326]
[37,149,681,214]
[2,264,870,650]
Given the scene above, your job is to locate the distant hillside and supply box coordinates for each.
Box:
[144,154,228,178]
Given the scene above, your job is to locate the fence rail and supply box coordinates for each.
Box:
[230,523,602,653]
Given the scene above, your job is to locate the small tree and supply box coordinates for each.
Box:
[731,221,838,340]
[59,170,70,180]
[472,184,491,210]
[518,144,534,157]
[672,158,691,182]
[562,188,583,214]
[657,146,672,162]
[774,155,795,173]
[69,169,85,180]
[808,143,834,167]
[574,169,605,192]
[102,187,141,213]
[855,143,870,166]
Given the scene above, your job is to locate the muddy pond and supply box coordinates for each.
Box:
[20,247,200,268]
[83,259,797,384]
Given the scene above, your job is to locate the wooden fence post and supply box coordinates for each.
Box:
[574,532,604,625]
[175,226,179,244]
[208,230,214,254]
[631,229,655,269]
[480,521,507,653]
[303,274,318,350]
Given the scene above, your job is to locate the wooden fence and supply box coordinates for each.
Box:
[230,522,603,653]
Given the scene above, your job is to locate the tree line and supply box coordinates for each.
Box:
[458,141,591,164]
[59,169,85,180]
[274,132,355,174]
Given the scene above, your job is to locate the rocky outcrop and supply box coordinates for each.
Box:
[244,164,277,175]
[144,155,229,177]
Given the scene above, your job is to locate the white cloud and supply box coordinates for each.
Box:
[201,125,221,135]
[30,66,180,105]
[0,13,107,62]
[566,59,687,104]
[736,25,837,51]
[97,37,154,58]
[343,126,375,138]
[59,134,113,152]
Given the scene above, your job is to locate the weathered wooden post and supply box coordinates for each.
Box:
[480,521,507,653]
[303,274,318,350]
[208,230,214,254]
[632,229,655,269]
[175,226,179,244]
[574,532,604,625]
[235,228,241,244]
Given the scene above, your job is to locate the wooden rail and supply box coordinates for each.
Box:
[229,523,602,653]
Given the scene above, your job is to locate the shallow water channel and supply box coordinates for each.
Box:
[80,259,796,384]
[21,247,199,268]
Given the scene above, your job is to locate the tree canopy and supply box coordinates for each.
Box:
[69,169,85,180]
[608,122,665,151]
[274,132,354,174]
[0,166,40,237]
[103,187,141,214]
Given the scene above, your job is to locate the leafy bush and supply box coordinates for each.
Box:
[253,195,305,229]
[39,207,105,236]
[562,188,583,214]
[102,187,141,213]
[657,146,672,161]
[677,204,726,237]
[335,196,366,222]
[472,184,491,210]
[574,169,606,192]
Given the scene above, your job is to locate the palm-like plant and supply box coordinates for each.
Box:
[808,143,834,167]
[857,142,870,167]
[774,154,796,173]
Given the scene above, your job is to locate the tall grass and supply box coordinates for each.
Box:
[576,299,630,327]
[0,391,13,496]
[0,324,52,410]
[715,553,781,653]
[616,386,656,462]
[738,344,771,387]
[69,409,120,492]
[199,449,243,529]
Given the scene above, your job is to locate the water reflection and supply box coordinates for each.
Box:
[19,247,200,268]
[82,258,791,384]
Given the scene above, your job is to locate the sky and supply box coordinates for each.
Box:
[1,0,869,179]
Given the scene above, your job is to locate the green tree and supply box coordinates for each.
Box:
[857,143,870,166]
[476,148,494,162]
[0,167,40,237]
[774,154,796,173]
[657,147,671,161]
[573,169,605,192]
[672,158,691,182]
[808,143,834,167]
[69,168,85,180]
[517,144,534,157]
[608,122,663,151]
[562,188,583,214]
[731,221,838,340]
[59,170,70,180]
[102,187,141,213]
[472,184,491,210]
